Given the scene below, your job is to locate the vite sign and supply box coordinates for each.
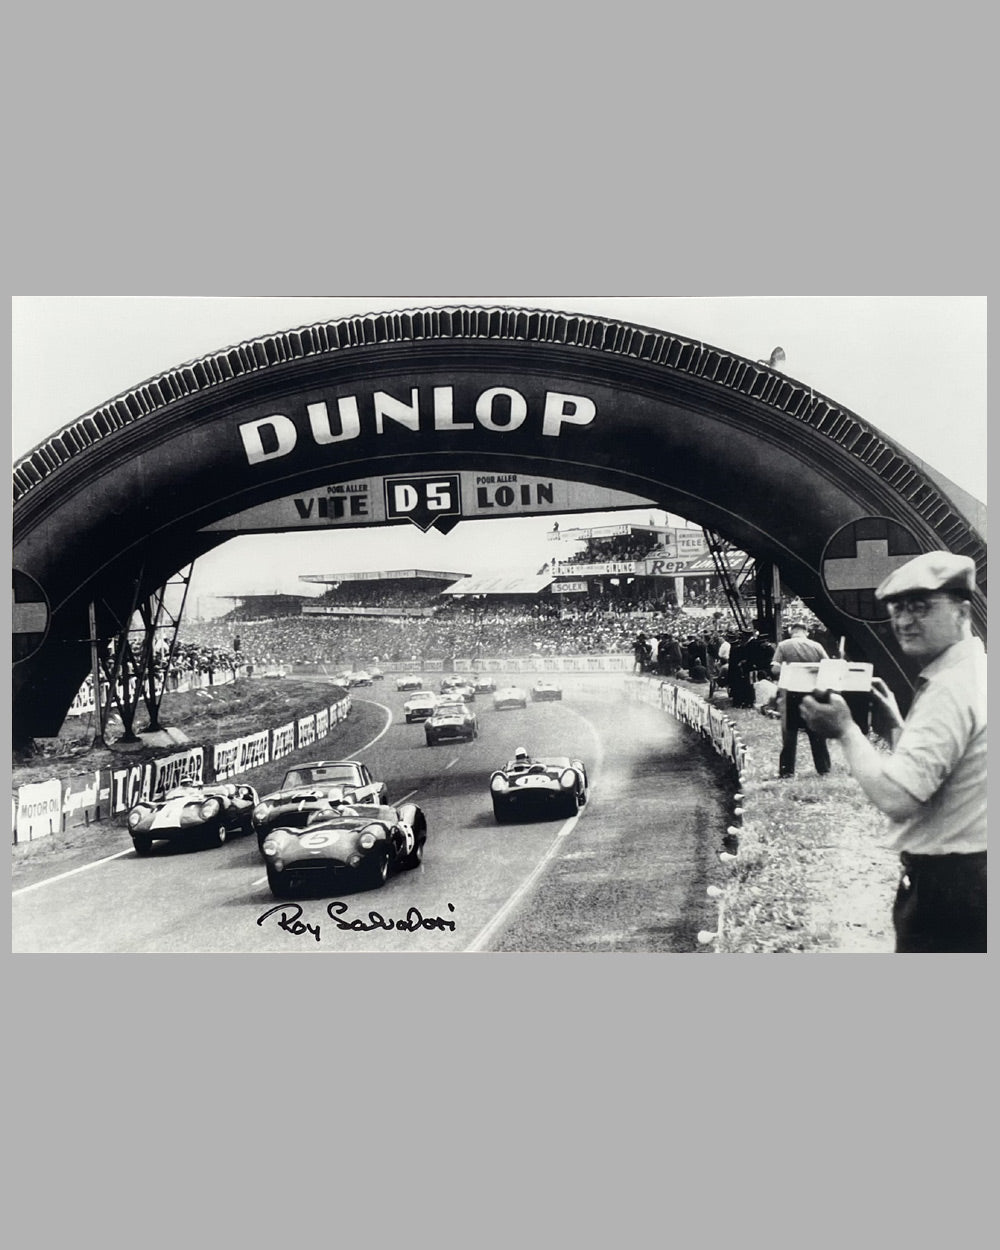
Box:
[237,385,597,466]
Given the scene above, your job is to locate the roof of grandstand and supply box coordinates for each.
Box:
[299,569,469,585]
[442,573,555,596]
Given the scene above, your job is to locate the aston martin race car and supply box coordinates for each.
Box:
[261,800,427,896]
[252,760,388,849]
[493,685,528,710]
[127,779,260,854]
[403,690,438,722]
[440,676,475,702]
[530,680,563,702]
[489,755,589,823]
[396,674,423,691]
[473,675,497,694]
[425,701,478,746]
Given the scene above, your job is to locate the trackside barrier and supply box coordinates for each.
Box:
[624,676,748,951]
[623,676,748,774]
[12,693,353,844]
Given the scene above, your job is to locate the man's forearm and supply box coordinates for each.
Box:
[836,721,921,820]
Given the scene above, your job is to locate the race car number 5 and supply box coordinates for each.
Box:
[300,830,334,848]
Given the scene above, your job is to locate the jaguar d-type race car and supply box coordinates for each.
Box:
[425,701,478,746]
[127,779,260,854]
[489,754,589,823]
[261,800,427,896]
[252,760,389,849]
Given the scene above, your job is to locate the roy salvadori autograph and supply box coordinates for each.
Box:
[257,901,457,943]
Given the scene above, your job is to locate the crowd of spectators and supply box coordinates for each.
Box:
[556,531,662,567]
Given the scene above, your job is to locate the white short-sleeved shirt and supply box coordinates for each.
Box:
[882,635,987,854]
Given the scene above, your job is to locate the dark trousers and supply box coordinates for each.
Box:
[778,691,831,777]
[893,851,987,953]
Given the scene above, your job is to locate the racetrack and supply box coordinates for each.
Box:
[12,676,733,953]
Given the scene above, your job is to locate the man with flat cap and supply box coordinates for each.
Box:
[801,551,986,953]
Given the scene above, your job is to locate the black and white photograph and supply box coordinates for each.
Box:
[11,296,986,956]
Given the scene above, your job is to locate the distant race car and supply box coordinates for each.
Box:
[489,755,589,823]
[493,685,528,710]
[369,666,384,681]
[440,677,476,702]
[252,760,388,849]
[425,701,479,746]
[472,675,497,694]
[396,674,423,691]
[262,799,427,896]
[530,680,563,702]
[348,670,373,687]
[127,778,259,855]
[403,690,439,722]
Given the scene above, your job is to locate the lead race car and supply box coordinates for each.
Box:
[252,760,388,849]
[489,751,588,823]
[261,799,428,896]
[127,778,259,854]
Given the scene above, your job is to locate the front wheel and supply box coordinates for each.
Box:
[492,799,510,824]
[132,834,152,856]
[206,823,228,848]
[405,837,425,870]
[266,865,287,897]
[364,849,390,889]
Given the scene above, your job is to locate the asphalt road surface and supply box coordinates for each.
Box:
[12,676,734,953]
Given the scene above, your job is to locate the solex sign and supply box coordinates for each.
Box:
[385,475,462,533]
[236,384,598,466]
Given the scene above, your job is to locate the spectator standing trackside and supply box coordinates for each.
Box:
[801,552,986,953]
[772,622,831,778]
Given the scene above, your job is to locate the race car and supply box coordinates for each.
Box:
[261,799,427,896]
[403,690,439,722]
[348,670,373,687]
[127,778,259,855]
[252,760,388,849]
[489,754,588,823]
[369,666,384,681]
[493,685,528,710]
[530,680,563,702]
[396,674,423,691]
[440,676,476,702]
[425,701,479,746]
[472,675,497,694]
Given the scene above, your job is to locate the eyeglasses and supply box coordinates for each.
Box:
[884,593,962,620]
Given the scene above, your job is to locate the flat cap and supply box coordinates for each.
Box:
[875,550,977,601]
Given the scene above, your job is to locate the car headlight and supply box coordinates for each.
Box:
[263,842,278,855]
[253,803,270,823]
[127,809,144,828]
[559,769,577,789]
[200,798,222,819]
[490,774,508,793]
[348,853,363,866]
[358,829,378,850]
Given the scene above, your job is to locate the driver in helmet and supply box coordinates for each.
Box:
[511,746,533,769]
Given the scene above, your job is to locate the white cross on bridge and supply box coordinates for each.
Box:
[823,538,914,591]
[13,601,48,634]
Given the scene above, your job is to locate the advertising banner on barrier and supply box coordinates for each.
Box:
[151,749,205,798]
[62,771,103,829]
[315,708,330,739]
[272,722,296,761]
[298,714,317,749]
[16,779,63,841]
[213,730,270,781]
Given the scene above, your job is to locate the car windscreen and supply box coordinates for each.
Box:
[282,766,359,788]
[435,704,465,716]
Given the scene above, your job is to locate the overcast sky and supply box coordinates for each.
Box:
[11,296,987,609]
